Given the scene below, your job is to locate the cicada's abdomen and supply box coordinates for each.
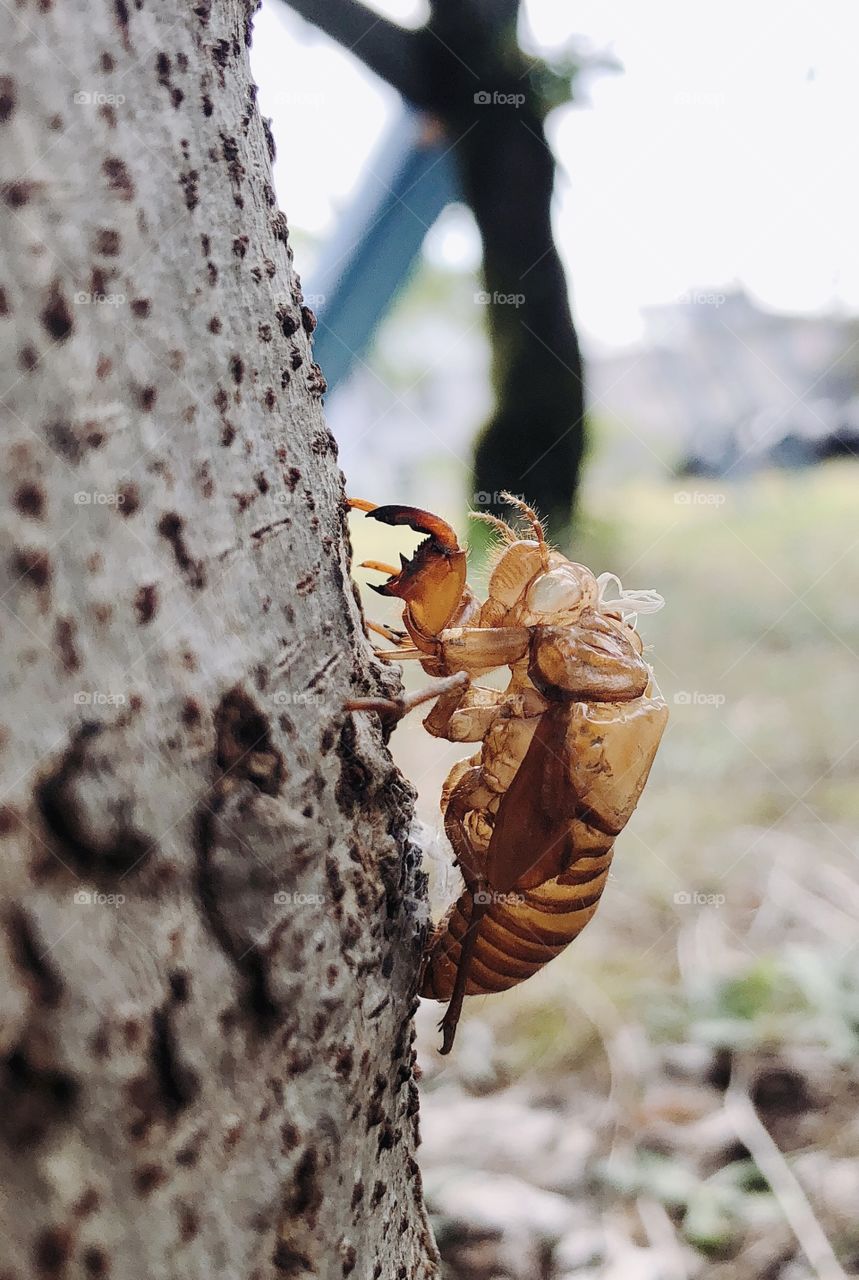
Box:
[420,846,614,1000]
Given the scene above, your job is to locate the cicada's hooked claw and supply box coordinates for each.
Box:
[347,499,467,637]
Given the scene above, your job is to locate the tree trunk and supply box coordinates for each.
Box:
[0,3,438,1276]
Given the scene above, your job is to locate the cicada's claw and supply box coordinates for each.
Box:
[353,502,468,637]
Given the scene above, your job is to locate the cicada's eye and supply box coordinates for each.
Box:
[525,566,583,616]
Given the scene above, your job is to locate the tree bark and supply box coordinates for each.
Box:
[0,2,438,1276]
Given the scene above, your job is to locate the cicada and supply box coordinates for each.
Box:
[347,493,668,1053]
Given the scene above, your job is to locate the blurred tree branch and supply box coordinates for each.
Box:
[283,0,589,535]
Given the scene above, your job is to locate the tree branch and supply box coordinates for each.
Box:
[281,0,423,101]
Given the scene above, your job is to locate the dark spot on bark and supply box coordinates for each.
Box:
[221,422,236,446]
[0,76,15,123]
[271,211,289,245]
[208,315,221,334]
[74,1187,100,1219]
[130,298,150,318]
[300,305,316,335]
[157,512,205,589]
[36,723,152,878]
[151,1005,198,1113]
[176,1200,199,1243]
[33,1226,72,1276]
[18,344,39,371]
[41,280,73,342]
[114,0,131,47]
[168,969,190,1002]
[46,420,81,461]
[94,227,121,256]
[82,1246,109,1277]
[7,906,64,1006]
[181,698,201,728]
[283,1149,321,1221]
[176,1139,200,1167]
[133,583,157,625]
[14,483,45,519]
[264,387,276,412]
[12,546,51,590]
[100,52,115,72]
[200,234,210,255]
[232,235,248,258]
[229,355,243,384]
[55,617,81,672]
[117,482,139,515]
[3,180,37,208]
[0,804,20,835]
[272,1244,312,1275]
[277,307,298,338]
[0,1046,77,1149]
[96,354,112,380]
[133,1163,166,1196]
[136,385,157,412]
[214,688,284,795]
[202,93,213,117]
[103,156,134,200]
[179,170,199,211]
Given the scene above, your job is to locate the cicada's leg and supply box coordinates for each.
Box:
[430,769,499,1054]
[437,886,489,1054]
[364,618,408,644]
[345,671,470,723]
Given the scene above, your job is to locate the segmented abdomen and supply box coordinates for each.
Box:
[419,846,613,1000]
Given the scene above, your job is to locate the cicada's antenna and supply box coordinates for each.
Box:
[468,510,517,543]
[499,491,550,568]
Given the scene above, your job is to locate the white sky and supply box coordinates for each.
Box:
[251,0,859,348]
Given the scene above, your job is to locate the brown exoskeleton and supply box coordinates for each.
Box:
[347,493,668,1054]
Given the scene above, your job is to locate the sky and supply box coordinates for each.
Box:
[251,0,859,349]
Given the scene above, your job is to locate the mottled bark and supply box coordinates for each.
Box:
[0,2,437,1276]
